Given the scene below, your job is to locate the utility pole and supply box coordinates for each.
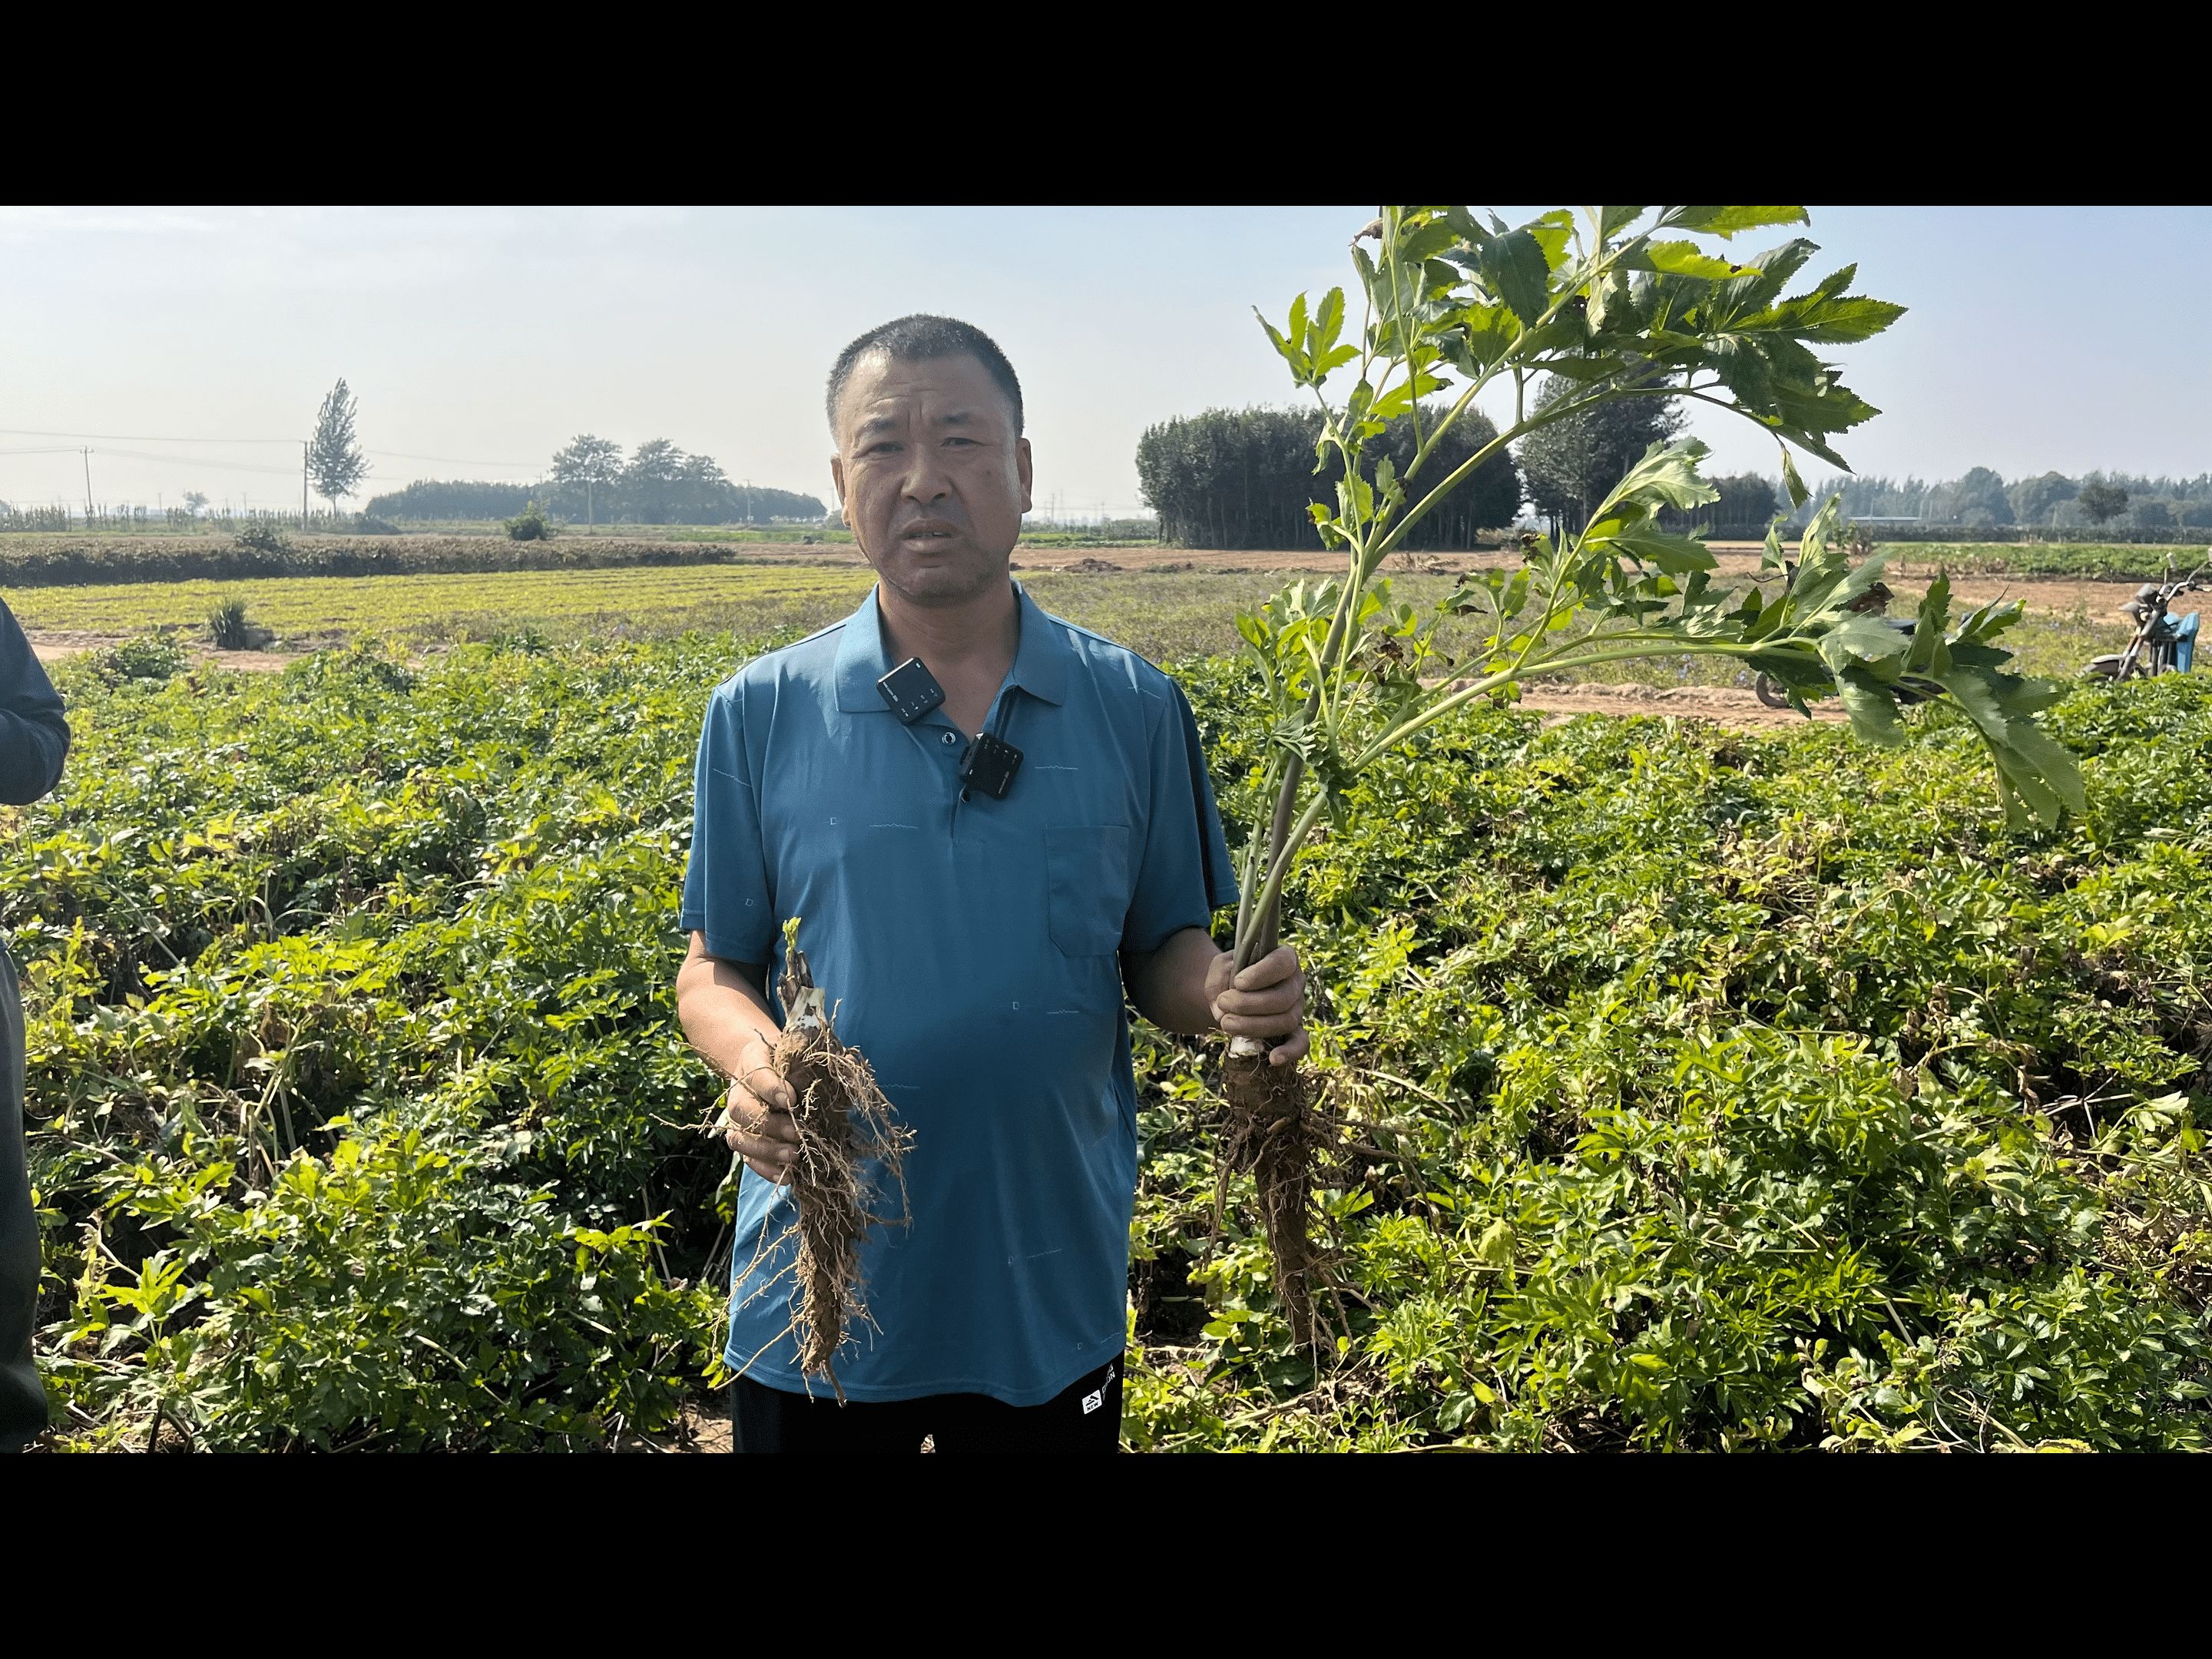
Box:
[81,447,93,525]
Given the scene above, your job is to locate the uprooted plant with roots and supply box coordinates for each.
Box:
[1224,206,2088,1352]
[730,919,912,1399]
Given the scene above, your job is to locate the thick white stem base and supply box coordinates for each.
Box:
[1228,1035,1268,1059]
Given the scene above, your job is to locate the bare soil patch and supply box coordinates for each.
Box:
[29,630,298,674]
[1517,680,1845,731]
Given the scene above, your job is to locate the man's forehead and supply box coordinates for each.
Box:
[837,353,1010,433]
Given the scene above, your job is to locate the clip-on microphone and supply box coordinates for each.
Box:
[876,657,1023,800]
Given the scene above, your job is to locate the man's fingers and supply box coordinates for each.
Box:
[738,1059,796,1113]
[721,1089,801,1146]
[741,1153,793,1185]
[1232,945,1301,992]
[726,1126,799,1168]
[1215,979,1303,1019]
[1217,1005,1304,1038]
[1269,1027,1311,1068]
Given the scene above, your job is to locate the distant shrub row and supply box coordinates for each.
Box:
[0,535,814,588]
[1865,522,2212,545]
[1877,541,2212,582]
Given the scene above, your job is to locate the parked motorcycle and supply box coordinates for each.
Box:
[2086,559,2210,680]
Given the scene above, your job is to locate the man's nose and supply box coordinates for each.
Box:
[901,449,952,502]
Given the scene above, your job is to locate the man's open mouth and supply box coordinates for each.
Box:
[901,521,959,542]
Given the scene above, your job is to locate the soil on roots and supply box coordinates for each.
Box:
[751,934,912,1400]
[1222,1049,1323,1350]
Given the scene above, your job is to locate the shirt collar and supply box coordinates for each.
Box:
[833,581,1070,712]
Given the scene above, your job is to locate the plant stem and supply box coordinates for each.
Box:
[1237,790,1336,973]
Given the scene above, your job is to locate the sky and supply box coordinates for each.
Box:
[2,204,2207,520]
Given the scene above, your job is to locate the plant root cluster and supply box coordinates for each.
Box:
[1221,1045,1333,1354]
[736,932,912,1402]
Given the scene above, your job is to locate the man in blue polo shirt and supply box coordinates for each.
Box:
[675,315,1306,1454]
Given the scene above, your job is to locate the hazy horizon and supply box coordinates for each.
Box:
[2,204,2206,522]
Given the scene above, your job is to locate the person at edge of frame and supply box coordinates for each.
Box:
[674,315,1308,1454]
[1,598,68,1452]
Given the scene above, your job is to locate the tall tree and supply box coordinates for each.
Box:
[306,379,369,513]
[1657,472,1777,533]
[623,439,684,524]
[551,434,624,528]
[1136,406,1517,550]
[1373,407,1522,546]
[2078,477,2130,526]
[1516,373,1684,537]
[674,451,730,522]
[2006,470,2076,527]
[1933,465,2008,526]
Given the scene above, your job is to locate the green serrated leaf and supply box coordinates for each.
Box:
[1479,230,1551,328]
[1780,450,1810,509]
[1634,240,1749,280]
[1668,206,1810,238]
[1313,286,1346,353]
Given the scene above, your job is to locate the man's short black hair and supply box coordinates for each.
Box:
[826,314,1024,438]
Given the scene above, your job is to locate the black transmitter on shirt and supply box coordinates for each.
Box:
[876,657,946,724]
[959,732,1022,800]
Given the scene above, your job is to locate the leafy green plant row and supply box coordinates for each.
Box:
[5,637,2208,1449]
[1879,542,2212,581]
[0,535,830,588]
[1134,663,2212,1448]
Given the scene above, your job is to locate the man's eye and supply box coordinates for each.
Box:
[862,442,900,457]
[943,436,977,448]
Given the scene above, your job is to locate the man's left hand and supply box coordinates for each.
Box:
[1206,945,1309,1067]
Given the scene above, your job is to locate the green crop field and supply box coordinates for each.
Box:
[9,637,2210,1450]
[8,565,882,649]
[8,559,2138,688]
[4,565,1382,666]
[1877,542,2212,581]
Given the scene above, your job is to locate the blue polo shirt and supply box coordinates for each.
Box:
[680,583,1237,1405]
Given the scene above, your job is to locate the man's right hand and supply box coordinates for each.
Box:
[721,1035,801,1183]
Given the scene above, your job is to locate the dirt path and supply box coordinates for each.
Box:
[1515,680,1843,730]
[29,631,296,673]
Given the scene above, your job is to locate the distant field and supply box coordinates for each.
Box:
[0,525,1178,587]
[1876,541,2212,581]
[8,558,2134,684]
[10,565,877,648]
[7,564,1338,664]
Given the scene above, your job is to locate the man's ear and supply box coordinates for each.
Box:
[830,454,851,529]
[1015,437,1034,515]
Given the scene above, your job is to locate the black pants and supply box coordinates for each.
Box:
[730,1355,1121,1454]
[1,943,45,1450]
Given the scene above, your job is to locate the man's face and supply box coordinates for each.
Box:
[831,351,1032,608]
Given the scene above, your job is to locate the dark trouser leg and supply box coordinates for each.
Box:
[0,944,45,1450]
[728,1376,932,1454]
[932,1356,1123,1455]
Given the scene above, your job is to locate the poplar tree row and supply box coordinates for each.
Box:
[1135,405,1524,551]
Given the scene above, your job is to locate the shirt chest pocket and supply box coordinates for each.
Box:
[1044,826,1133,957]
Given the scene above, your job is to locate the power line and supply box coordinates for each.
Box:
[364,447,539,470]
[0,428,541,472]
[0,425,298,443]
[90,445,306,478]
